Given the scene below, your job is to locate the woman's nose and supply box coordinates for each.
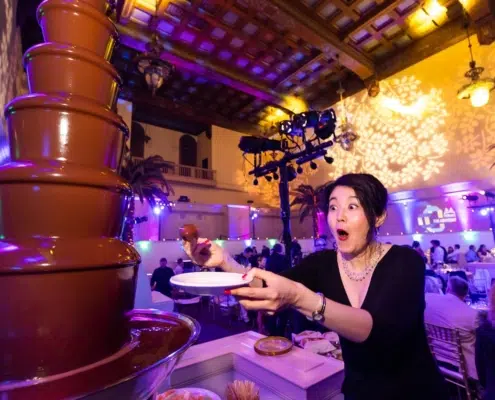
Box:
[336,209,346,222]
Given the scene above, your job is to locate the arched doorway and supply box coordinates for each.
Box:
[179,134,197,167]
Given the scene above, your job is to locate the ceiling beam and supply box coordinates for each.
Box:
[125,88,264,136]
[117,23,300,114]
[266,0,375,79]
[376,16,468,79]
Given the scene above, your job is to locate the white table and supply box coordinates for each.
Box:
[467,262,495,280]
[158,331,345,399]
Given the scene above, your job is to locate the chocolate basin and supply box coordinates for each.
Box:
[0,310,201,400]
[25,43,122,109]
[37,0,118,61]
[0,236,140,383]
[0,161,131,238]
[5,94,127,170]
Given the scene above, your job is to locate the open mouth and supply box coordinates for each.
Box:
[336,229,349,241]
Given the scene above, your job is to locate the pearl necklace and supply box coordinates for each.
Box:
[339,243,384,282]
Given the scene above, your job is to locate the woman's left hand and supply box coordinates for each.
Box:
[230,268,300,312]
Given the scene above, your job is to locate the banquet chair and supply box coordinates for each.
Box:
[425,323,477,400]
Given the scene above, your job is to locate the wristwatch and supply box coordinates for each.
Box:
[310,292,326,322]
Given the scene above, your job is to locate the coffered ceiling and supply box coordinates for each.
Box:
[113,0,494,135]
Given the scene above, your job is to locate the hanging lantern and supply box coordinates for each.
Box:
[134,33,174,96]
[457,19,494,107]
[335,82,358,151]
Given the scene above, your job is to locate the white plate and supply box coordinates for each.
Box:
[157,387,221,400]
[170,272,252,296]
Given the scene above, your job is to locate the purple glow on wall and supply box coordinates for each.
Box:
[179,31,196,44]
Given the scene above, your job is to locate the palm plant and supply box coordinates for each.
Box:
[119,155,174,244]
[290,182,331,238]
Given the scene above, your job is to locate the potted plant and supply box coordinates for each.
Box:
[119,155,174,244]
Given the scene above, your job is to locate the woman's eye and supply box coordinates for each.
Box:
[329,205,337,211]
[349,204,358,210]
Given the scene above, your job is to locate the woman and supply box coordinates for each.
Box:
[476,283,495,399]
[477,244,489,261]
[184,173,447,400]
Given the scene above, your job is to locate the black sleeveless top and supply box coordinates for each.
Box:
[283,245,448,400]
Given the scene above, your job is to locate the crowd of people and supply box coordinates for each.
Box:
[149,171,495,400]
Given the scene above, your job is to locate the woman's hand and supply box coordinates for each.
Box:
[182,237,227,269]
[229,268,301,313]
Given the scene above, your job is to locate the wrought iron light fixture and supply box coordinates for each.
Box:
[335,79,357,151]
[457,19,495,107]
[134,33,174,96]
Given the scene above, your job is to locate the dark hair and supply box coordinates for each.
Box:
[177,258,183,264]
[454,244,460,249]
[469,245,476,250]
[160,257,167,263]
[272,243,283,253]
[323,173,388,241]
[431,240,440,246]
[449,276,469,298]
[412,241,420,248]
[244,247,253,253]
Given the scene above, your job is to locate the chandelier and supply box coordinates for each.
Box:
[335,80,358,151]
[457,19,494,107]
[134,33,174,96]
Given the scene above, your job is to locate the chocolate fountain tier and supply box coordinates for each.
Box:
[0,310,201,400]
[0,236,140,382]
[0,161,131,238]
[5,94,127,170]
[37,0,118,61]
[25,43,122,109]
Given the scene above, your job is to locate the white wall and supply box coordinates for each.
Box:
[142,123,196,164]
[196,131,212,168]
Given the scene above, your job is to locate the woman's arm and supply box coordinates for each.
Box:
[292,282,373,342]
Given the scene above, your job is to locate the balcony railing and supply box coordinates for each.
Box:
[131,157,216,184]
[165,162,216,182]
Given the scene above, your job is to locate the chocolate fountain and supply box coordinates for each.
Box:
[0,0,199,398]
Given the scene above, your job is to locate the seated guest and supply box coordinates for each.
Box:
[313,236,328,252]
[447,244,461,264]
[425,275,443,294]
[150,257,175,297]
[425,276,479,380]
[257,255,268,270]
[477,244,490,262]
[466,245,480,263]
[235,247,254,267]
[174,258,184,275]
[476,283,495,400]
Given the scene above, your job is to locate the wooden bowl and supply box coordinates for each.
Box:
[5,94,127,170]
[25,43,122,109]
[37,0,118,60]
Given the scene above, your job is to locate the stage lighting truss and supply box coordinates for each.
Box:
[278,109,337,142]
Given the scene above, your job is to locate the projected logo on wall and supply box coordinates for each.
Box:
[417,205,457,233]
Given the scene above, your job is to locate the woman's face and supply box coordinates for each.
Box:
[327,185,384,255]
[259,256,267,269]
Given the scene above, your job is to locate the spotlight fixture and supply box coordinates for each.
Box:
[279,120,293,135]
[273,172,279,180]
[315,109,337,139]
[310,161,317,170]
[264,175,272,182]
[324,155,334,164]
[253,178,259,186]
[462,194,479,201]
[287,165,297,182]
[296,165,303,174]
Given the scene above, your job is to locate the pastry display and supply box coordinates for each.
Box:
[225,380,260,400]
